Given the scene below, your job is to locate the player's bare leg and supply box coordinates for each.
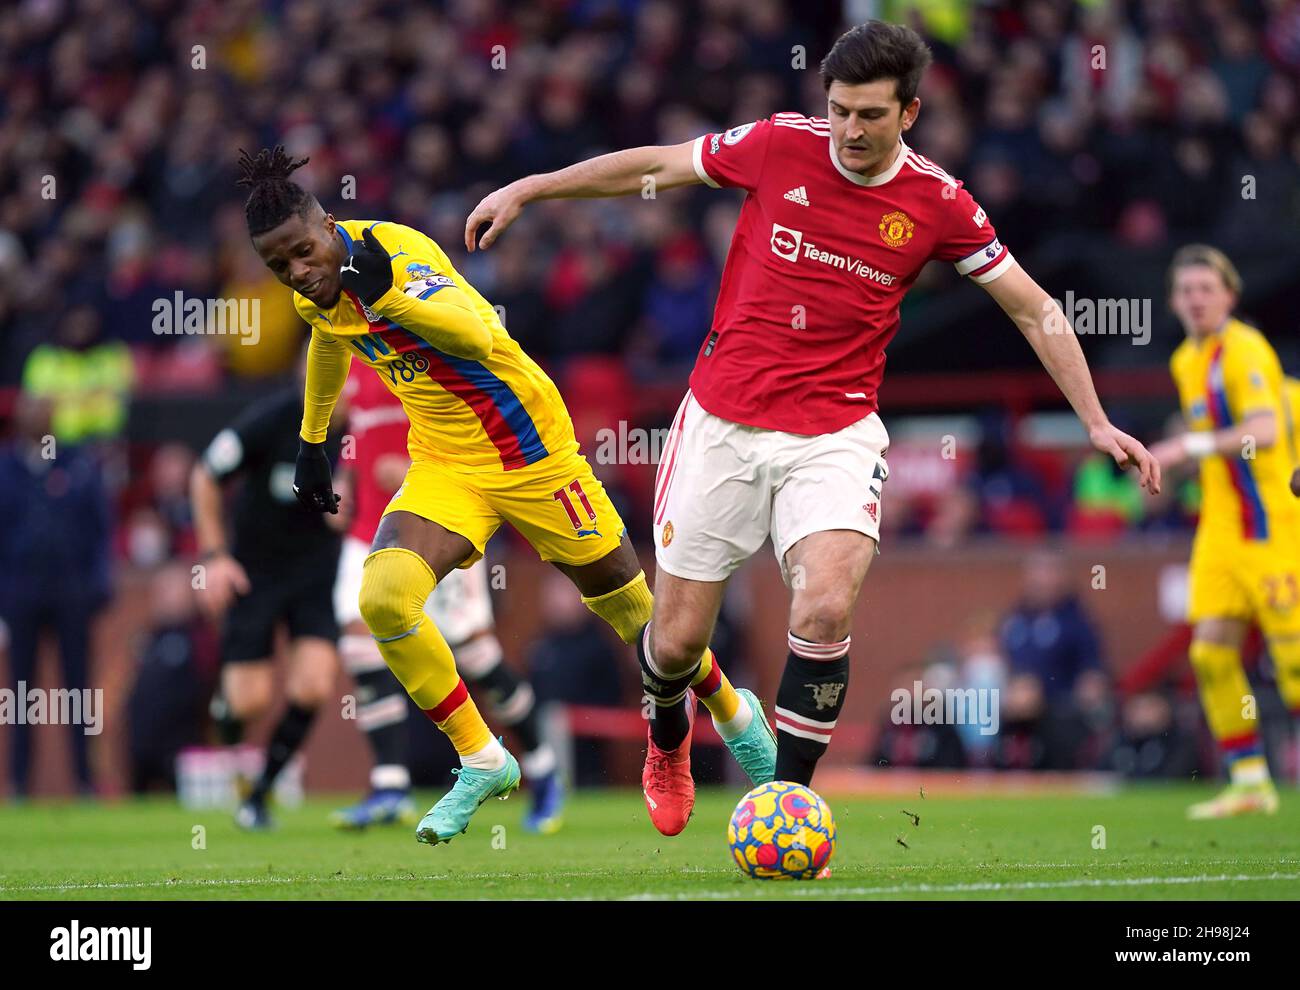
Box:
[559,537,772,833]
[1187,616,1278,818]
[229,639,335,829]
[221,662,275,727]
[364,511,520,844]
[777,530,876,786]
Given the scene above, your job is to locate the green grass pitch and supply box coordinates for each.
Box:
[1,785,1297,900]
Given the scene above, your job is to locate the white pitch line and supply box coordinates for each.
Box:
[4,865,1298,897]
[0,868,656,894]
[622,871,1300,900]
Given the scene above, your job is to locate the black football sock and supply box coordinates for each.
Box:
[250,703,317,805]
[774,632,851,785]
[210,692,244,746]
[353,667,410,783]
[637,622,699,751]
[468,660,544,755]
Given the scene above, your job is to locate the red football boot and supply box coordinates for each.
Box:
[641,692,696,836]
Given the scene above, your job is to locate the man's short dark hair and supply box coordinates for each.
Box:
[819,21,933,107]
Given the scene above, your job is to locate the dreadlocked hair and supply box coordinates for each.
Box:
[236,146,313,236]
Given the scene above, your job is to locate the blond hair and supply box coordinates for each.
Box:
[1167,244,1242,297]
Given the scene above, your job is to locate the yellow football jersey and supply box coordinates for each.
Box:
[294,219,577,472]
[1170,318,1297,541]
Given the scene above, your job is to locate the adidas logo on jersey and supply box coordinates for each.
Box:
[783,185,810,206]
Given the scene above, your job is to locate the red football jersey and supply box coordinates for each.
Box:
[342,365,411,542]
[689,112,1013,434]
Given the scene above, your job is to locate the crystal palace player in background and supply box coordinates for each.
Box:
[1149,246,1300,819]
[467,19,1160,834]
[236,147,775,846]
[329,364,564,833]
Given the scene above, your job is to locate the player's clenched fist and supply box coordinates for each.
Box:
[293,438,340,514]
[465,184,525,252]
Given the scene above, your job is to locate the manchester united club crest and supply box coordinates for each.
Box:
[878,210,915,248]
[661,521,674,547]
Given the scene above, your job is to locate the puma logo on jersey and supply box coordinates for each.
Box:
[783,185,810,206]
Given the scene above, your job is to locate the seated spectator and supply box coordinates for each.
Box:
[1000,550,1105,703]
[1107,689,1199,780]
[870,660,969,770]
[992,672,1089,771]
[527,572,626,787]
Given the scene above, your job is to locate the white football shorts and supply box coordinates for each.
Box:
[652,391,889,584]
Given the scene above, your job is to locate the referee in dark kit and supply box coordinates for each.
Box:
[190,353,344,829]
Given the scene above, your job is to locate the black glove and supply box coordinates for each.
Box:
[339,226,394,307]
[293,438,339,514]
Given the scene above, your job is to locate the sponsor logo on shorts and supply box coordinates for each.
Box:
[661,521,674,547]
[864,501,877,522]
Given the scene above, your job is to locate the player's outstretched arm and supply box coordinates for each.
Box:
[465,140,701,251]
[981,260,1162,494]
[1149,410,1276,470]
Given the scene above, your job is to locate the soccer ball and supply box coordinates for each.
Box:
[727,781,835,880]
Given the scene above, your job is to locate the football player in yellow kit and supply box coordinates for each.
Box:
[236,147,775,844]
[1151,245,1300,818]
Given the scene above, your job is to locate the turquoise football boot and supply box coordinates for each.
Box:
[723,688,777,785]
[416,748,521,845]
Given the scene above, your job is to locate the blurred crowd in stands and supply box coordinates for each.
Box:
[3,0,1300,794]
[870,550,1300,781]
[3,0,1299,385]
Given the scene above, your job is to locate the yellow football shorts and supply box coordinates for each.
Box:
[382,447,626,569]
[1188,527,1300,637]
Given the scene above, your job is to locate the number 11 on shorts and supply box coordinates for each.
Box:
[553,480,599,535]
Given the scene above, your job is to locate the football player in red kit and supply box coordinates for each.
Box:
[466,20,1160,835]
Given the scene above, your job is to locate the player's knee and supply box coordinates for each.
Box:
[285,677,330,709]
[648,624,709,678]
[358,548,435,640]
[223,666,274,719]
[1188,638,1238,680]
[788,591,854,644]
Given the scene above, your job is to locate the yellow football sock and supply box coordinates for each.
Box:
[691,647,741,724]
[1189,638,1263,779]
[582,570,653,645]
[359,548,491,756]
[1268,634,1300,716]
